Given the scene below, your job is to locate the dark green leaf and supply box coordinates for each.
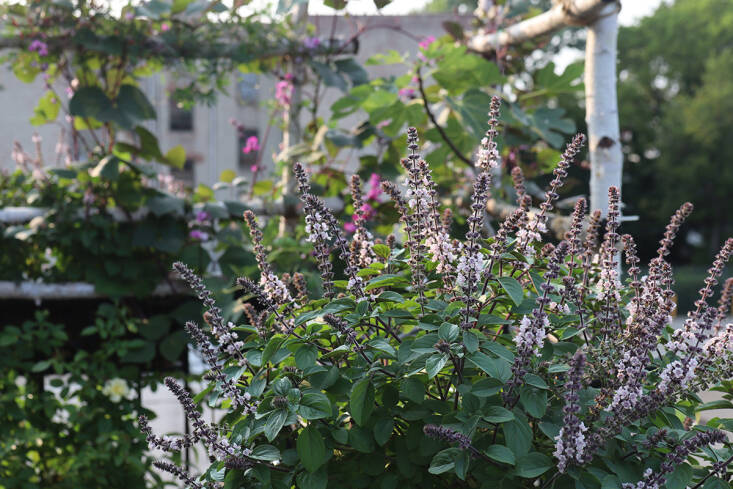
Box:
[524,373,549,390]
[484,405,515,423]
[69,86,111,118]
[519,386,548,418]
[298,393,332,420]
[147,195,184,216]
[250,444,280,462]
[297,425,327,472]
[498,276,524,306]
[117,84,156,123]
[438,322,459,342]
[428,448,458,475]
[265,409,288,441]
[350,378,375,426]
[666,464,693,489]
[296,467,327,489]
[160,331,187,362]
[467,352,511,383]
[426,354,448,379]
[485,444,515,465]
[295,345,318,369]
[483,342,515,362]
[471,378,504,397]
[373,417,394,446]
[503,416,532,457]
[702,477,728,489]
[401,377,425,403]
[334,58,369,86]
[515,452,552,478]
[262,335,286,365]
[90,155,120,180]
[463,331,478,353]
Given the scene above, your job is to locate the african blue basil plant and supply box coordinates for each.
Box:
[139,97,733,489]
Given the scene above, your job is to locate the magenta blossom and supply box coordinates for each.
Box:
[189,230,209,241]
[358,203,376,221]
[29,40,49,57]
[250,164,259,173]
[195,211,210,223]
[344,221,357,233]
[275,78,293,107]
[304,36,320,50]
[160,23,170,32]
[398,87,415,101]
[418,36,436,50]
[366,173,382,200]
[242,136,260,154]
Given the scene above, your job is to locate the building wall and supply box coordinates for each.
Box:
[0,14,469,196]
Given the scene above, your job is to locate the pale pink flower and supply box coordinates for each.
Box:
[189,230,209,241]
[304,36,320,50]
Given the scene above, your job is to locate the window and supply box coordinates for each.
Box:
[170,158,195,187]
[237,74,259,105]
[169,98,193,131]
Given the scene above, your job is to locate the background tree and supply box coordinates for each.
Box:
[618,0,733,263]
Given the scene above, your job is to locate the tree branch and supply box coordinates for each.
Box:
[415,67,473,167]
[467,0,615,53]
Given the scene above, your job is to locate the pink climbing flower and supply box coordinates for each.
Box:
[29,40,49,57]
[418,36,436,50]
[161,23,170,32]
[359,203,376,221]
[398,87,415,101]
[242,136,260,154]
[275,74,294,107]
[250,164,259,173]
[418,36,436,61]
[366,173,381,200]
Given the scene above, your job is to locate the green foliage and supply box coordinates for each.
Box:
[149,125,733,489]
[0,308,165,488]
[320,35,585,218]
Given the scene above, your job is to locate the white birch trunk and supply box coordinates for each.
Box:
[584,4,623,217]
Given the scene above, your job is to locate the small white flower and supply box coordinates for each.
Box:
[102,378,130,403]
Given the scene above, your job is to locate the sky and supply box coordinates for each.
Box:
[306,0,669,27]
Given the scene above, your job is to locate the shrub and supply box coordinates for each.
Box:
[140,98,733,489]
[0,307,165,488]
